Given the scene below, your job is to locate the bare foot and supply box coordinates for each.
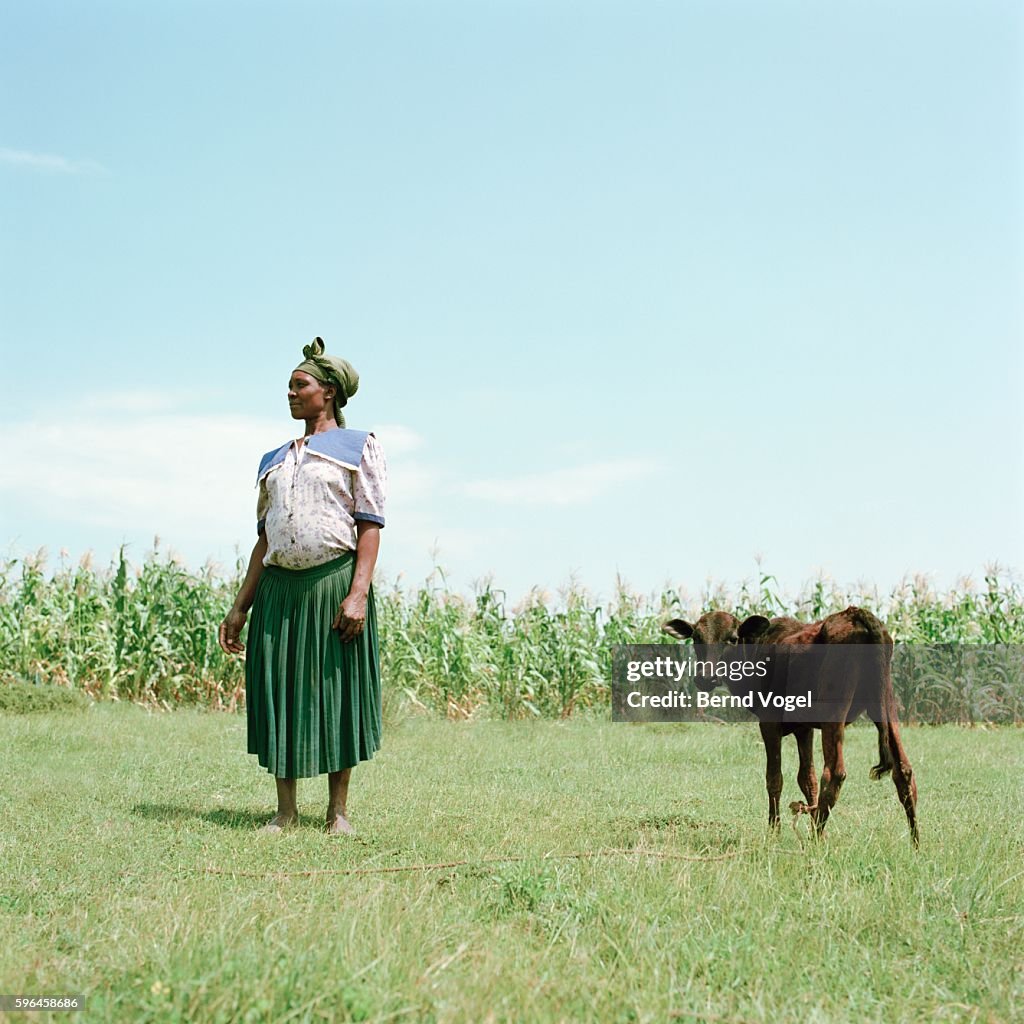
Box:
[260,813,298,833]
[326,813,354,836]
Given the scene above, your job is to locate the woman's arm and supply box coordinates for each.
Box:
[333,522,381,642]
[218,533,269,654]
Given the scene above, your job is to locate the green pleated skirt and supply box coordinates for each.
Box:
[245,553,382,779]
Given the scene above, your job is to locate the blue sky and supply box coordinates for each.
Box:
[1,1,1022,602]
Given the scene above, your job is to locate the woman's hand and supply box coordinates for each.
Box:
[219,608,248,654]
[219,536,266,656]
[333,590,367,643]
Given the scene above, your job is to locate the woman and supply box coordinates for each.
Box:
[218,337,386,835]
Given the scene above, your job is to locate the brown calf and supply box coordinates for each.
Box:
[662,607,919,847]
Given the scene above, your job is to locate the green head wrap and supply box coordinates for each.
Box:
[293,337,359,427]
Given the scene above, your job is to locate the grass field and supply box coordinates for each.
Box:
[1,706,1021,1023]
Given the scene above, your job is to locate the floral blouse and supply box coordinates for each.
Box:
[256,429,386,570]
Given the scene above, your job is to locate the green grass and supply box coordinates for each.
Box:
[1,706,1021,1022]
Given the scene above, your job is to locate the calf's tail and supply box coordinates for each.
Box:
[870,724,895,780]
[855,611,919,846]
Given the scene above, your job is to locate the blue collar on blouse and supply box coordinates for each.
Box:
[257,428,370,484]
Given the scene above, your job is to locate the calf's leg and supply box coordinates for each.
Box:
[886,719,919,847]
[790,727,818,815]
[813,722,846,837]
[759,722,783,832]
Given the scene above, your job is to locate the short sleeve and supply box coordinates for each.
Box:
[353,433,387,528]
[256,476,270,535]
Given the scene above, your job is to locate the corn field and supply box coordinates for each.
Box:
[1,546,1022,722]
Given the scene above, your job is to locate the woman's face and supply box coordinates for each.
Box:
[287,371,335,421]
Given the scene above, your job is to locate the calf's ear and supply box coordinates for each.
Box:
[662,619,694,640]
[738,615,771,640]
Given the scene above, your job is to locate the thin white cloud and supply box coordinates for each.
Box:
[0,147,105,175]
[464,458,663,506]
[77,391,187,414]
[0,403,434,545]
[366,425,440,505]
[386,464,440,505]
[371,423,425,457]
[0,413,286,538]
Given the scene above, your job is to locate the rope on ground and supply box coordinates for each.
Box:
[670,1010,759,1024]
[789,799,816,847]
[203,846,743,879]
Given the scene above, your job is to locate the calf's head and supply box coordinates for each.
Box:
[662,611,771,645]
[661,612,773,691]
